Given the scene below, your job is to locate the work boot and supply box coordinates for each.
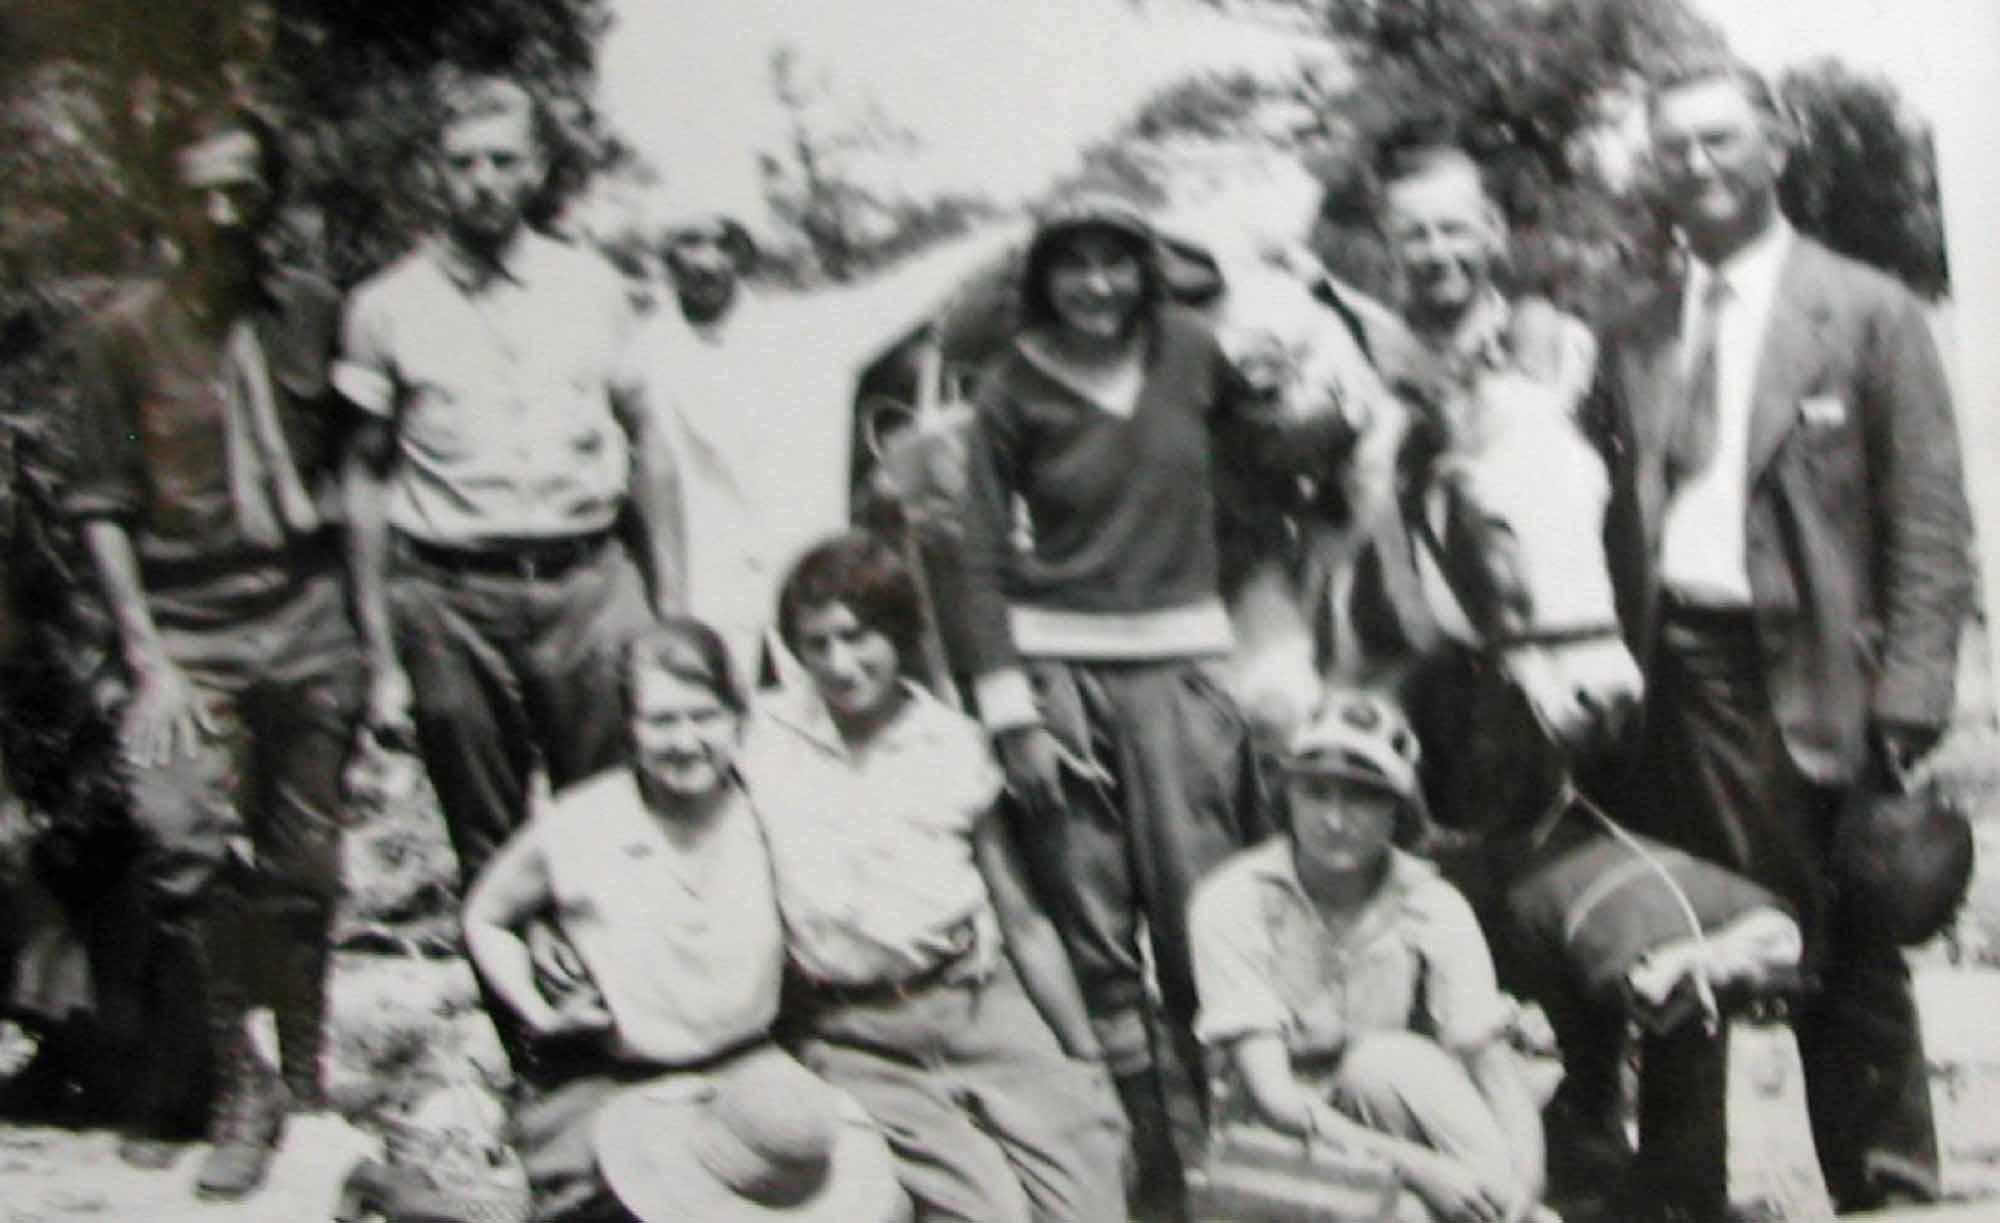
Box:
[265,900,335,1110]
[194,1035,292,1199]
[1114,1068,1190,1223]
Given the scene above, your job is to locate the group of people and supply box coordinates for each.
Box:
[30,46,1974,1223]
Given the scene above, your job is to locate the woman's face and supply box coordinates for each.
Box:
[631,667,740,802]
[792,601,903,724]
[1288,773,1401,877]
[1044,229,1144,342]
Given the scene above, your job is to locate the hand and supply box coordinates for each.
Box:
[1400,1150,1511,1223]
[995,724,1064,816]
[123,659,215,766]
[527,988,613,1039]
[363,661,415,747]
[526,919,592,1006]
[1871,720,1942,789]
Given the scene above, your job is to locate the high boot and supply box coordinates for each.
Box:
[187,895,291,1200]
[264,899,335,1110]
[194,1014,292,1199]
[1114,1068,1190,1223]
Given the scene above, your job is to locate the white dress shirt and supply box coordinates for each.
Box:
[1659,220,1794,606]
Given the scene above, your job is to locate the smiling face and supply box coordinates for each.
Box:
[1287,772,1402,878]
[439,95,542,255]
[1043,228,1146,343]
[792,600,904,727]
[1381,155,1503,332]
[630,666,740,804]
[1648,75,1788,261]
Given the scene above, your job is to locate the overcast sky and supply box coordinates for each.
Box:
[593,1,1980,236]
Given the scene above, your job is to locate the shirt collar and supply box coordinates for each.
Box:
[429,228,540,293]
[760,679,943,759]
[1688,218,1792,316]
[1251,839,1433,936]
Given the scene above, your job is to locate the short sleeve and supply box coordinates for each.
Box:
[332,284,397,417]
[59,315,143,523]
[939,707,1005,829]
[1411,878,1514,1055]
[1190,867,1289,1048]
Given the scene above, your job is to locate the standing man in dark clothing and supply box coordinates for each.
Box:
[64,104,363,1199]
[1597,60,1974,1220]
[335,72,682,1056]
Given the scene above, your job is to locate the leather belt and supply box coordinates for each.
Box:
[400,529,614,581]
[805,927,983,1008]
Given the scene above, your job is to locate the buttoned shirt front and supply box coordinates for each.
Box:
[1660,221,1794,605]
[738,681,1005,989]
[334,232,637,545]
[64,271,344,621]
[532,769,782,1066]
[1190,839,1512,1062]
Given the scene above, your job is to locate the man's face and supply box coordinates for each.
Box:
[1381,160,1503,328]
[439,103,542,253]
[1649,77,1787,255]
[172,129,272,280]
[664,229,739,322]
[792,600,902,725]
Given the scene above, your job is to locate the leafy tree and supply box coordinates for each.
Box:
[0,0,617,857]
[756,45,995,286]
[1777,59,1947,299]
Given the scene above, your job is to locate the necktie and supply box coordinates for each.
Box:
[1667,273,1731,486]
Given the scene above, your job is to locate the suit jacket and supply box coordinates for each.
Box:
[1599,234,1974,784]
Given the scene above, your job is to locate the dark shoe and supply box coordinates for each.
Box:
[194,1052,292,1199]
[116,1134,189,1170]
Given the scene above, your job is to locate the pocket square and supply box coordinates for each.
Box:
[1799,395,1847,430]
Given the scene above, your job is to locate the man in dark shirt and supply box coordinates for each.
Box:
[64,104,362,1200]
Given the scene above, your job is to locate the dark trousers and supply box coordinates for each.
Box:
[390,542,653,1077]
[1613,610,1938,1216]
[1017,657,1262,1082]
[389,543,652,888]
[100,569,362,1126]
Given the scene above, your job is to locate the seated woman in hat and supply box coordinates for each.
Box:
[740,529,1129,1223]
[464,619,902,1223]
[1188,689,1551,1223]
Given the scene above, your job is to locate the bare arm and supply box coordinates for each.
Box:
[612,377,687,620]
[81,518,213,765]
[972,810,1100,1060]
[462,827,609,1038]
[341,417,412,737]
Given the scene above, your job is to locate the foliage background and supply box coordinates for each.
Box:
[0,0,1955,894]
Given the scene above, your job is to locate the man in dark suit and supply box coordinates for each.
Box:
[1596,60,1975,1219]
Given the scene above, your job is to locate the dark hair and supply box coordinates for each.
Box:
[1645,57,1787,127]
[166,102,289,206]
[1017,206,1164,335]
[661,214,759,277]
[1370,113,1497,210]
[623,618,746,719]
[776,530,924,667]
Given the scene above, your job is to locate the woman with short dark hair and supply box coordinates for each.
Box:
[946,192,1294,1220]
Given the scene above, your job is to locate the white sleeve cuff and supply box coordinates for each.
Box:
[332,361,394,416]
[974,668,1041,735]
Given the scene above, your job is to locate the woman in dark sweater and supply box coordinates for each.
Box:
[951,193,1314,1222]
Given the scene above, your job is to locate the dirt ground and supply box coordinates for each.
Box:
[5,627,2000,1221]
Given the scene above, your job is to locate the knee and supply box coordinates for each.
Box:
[124,771,235,909]
[1336,1031,1459,1116]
